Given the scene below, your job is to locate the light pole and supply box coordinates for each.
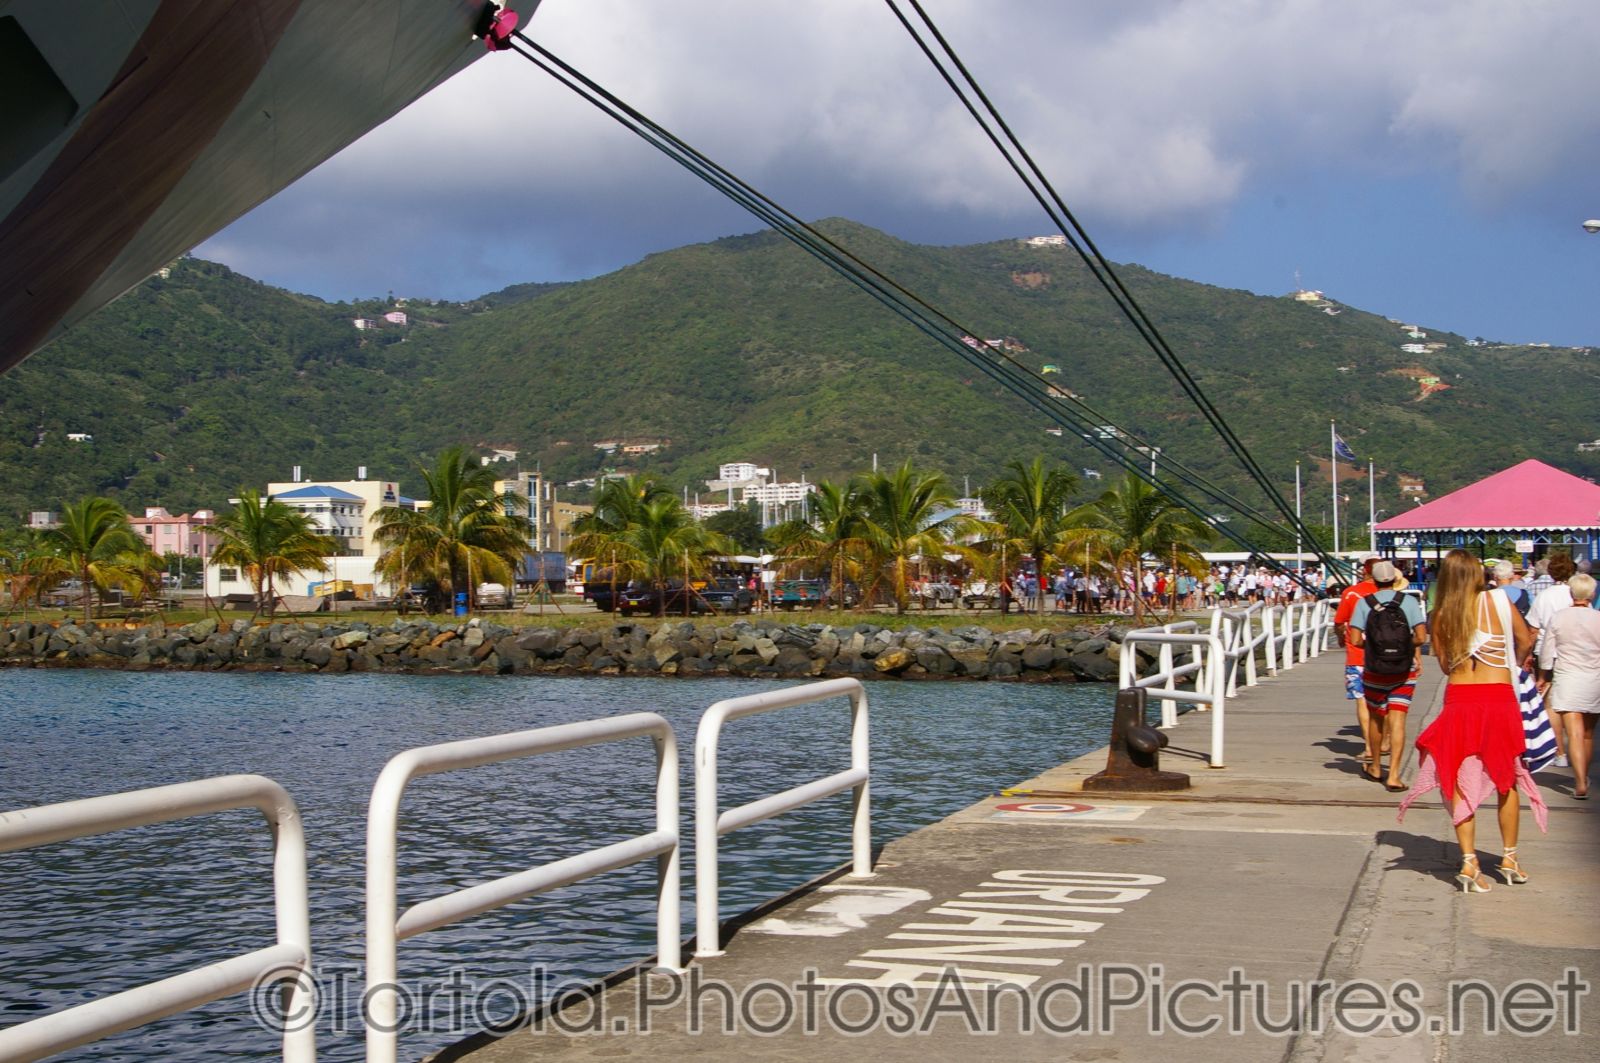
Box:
[1584,220,1600,234]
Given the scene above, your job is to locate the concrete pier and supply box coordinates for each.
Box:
[445,654,1598,1062]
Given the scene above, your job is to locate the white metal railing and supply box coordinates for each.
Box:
[0,775,314,1063]
[1211,602,1269,695]
[1118,624,1228,767]
[365,713,680,1063]
[695,678,871,958]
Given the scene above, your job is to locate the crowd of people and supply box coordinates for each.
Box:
[910,561,1339,615]
[1333,550,1598,894]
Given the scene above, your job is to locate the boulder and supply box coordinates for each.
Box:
[950,646,992,677]
[1021,645,1056,671]
[183,618,218,642]
[915,644,957,675]
[1068,649,1118,682]
[332,629,369,650]
[873,646,915,674]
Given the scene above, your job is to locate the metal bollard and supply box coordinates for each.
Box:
[1084,687,1191,792]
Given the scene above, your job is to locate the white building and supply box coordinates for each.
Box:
[705,462,771,498]
[955,496,992,521]
[206,472,417,600]
[1023,235,1068,247]
[743,481,816,505]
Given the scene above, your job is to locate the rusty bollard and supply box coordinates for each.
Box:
[1084,687,1190,792]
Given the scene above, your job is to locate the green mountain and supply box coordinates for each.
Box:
[3,219,1595,529]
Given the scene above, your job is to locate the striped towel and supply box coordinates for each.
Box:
[1517,668,1558,773]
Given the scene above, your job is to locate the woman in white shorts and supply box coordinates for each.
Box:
[1544,572,1600,799]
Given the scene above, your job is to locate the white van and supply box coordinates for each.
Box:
[475,583,512,608]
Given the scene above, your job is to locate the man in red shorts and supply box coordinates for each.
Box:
[1334,555,1380,756]
[1348,560,1429,790]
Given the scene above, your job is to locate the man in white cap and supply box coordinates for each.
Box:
[1348,560,1429,790]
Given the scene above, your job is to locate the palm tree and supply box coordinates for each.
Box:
[767,480,870,613]
[858,461,966,615]
[39,497,151,622]
[980,457,1079,614]
[626,496,735,615]
[1059,471,1212,626]
[373,446,532,613]
[1,527,54,619]
[569,475,674,611]
[211,489,339,618]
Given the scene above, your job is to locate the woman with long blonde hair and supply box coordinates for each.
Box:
[1399,549,1548,892]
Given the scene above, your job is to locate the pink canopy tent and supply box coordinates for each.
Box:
[1374,459,1600,562]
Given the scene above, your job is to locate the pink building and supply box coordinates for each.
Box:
[133,507,217,558]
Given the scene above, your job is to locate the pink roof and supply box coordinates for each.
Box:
[1376,459,1600,533]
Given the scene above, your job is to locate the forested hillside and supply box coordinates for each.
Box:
[2,220,1594,523]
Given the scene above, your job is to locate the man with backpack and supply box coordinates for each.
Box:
[1348,560,1430,791]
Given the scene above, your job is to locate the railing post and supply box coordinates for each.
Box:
[1157,641,1176,722]
[694,679,869,960]
[1262,606,1279,676]
[1208,634,1227,768]
[693,721,725,959]
[849,685,872,878]
[1280,604,1295,672]
[1242,608,1260,687]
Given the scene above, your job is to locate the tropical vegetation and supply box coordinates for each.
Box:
[767,480,871,612]
[569,475,733,615]
[1058,471,1214,625]
[25,497,154,622]
[210,489,339,617]
[980,457,1079,614]
[373,446,532,611]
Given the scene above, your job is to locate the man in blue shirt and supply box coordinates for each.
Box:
[1349,560,1429,792]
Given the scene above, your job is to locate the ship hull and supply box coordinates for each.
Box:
[0,0,494,371]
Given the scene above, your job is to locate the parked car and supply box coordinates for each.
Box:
[773,579,826,610]
[475,582,513,608]
[699,578,756,615]
[618,581,712,617]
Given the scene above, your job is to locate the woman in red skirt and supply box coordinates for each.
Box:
[1399,549,1548,892]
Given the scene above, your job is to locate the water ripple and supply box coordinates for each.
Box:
[0,670,1111,1060]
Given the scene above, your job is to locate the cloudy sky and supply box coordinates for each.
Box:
[197,0,1600,346]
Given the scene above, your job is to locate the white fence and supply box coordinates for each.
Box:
[1118,622,1228,767]
[1123,597,1339,770]
[0,775,314,1063]
[364,713,680,1063]
[694,677,872,958]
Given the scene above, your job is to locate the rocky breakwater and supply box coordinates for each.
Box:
[0,617,1152,682]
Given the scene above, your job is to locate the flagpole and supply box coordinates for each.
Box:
[1295,460,1303,574]
[1330,421,1340,557]
[1368,460,1376,555]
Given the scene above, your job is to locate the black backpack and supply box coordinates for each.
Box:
[1363,593,1414,673]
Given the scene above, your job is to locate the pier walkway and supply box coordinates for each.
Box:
[451,654,1597,1063]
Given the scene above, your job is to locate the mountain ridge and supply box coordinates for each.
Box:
[2,219,1595,526]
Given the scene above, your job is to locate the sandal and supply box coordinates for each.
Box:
[1456,854,1493,893]
[1385,780,1407,793]
[1496,848,1529,886]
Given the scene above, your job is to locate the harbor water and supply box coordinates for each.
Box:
[0,669,1114,1060]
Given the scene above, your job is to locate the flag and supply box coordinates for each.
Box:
[1332,432,1358,464]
